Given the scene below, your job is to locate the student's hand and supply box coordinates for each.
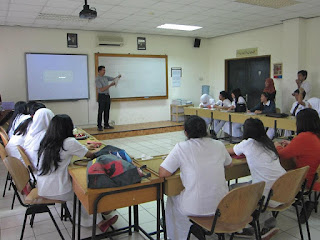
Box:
[117,74,122,78]
[110,81,116,87]
[296,79,301,84]
[199,104,204,108]
[247,110,251,113]
[281,140,291,147]
[255,110,262,114]
[274,142,282,148]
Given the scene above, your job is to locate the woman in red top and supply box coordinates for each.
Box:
[275,108,320,191]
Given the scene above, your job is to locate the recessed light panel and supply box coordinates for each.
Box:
[157,24,202,31]
[236,0,299,9]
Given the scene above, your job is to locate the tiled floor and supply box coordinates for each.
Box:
[1,131,320,239]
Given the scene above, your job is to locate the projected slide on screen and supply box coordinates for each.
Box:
[26,53,89,101]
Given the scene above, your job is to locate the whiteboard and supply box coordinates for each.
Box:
[96,54,168,100]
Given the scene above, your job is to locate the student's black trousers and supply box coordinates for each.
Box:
[97,93,111,128]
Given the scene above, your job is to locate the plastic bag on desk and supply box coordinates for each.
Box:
[94,145,132,163]
[87,154,150,189]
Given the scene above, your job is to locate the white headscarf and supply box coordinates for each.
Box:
[24,108,54,169]
[200,94,215,107]
[308,97,320,115]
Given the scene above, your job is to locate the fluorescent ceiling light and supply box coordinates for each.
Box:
[157,24,202,31]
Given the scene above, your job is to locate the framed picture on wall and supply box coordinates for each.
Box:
[67,33,78,48]
[137,37,146,50]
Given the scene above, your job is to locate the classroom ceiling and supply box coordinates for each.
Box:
[1,0,320,38]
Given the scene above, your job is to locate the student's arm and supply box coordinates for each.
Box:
[250,103,260,113]
[223,145,233,168]
[159,145,180,178]
[85,151,95,159]
[159,166,173,177]
[227,147,235,155]
[276,136,303,160]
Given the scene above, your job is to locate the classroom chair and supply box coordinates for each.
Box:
[0,143,16,209]
[17,145,37,184]
[298,165,320,223]
[16,145,72,223]
[0,129,9,146]
[3,156,66,240]
[0,126,9,140]
[262,166,310,240]
[187,181,265,240]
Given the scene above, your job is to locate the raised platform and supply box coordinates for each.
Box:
[83,121,184,140]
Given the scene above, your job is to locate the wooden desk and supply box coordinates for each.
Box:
[69,130,165,240]
[136,153,250,197]
[0,110,13,126]
[184,107,296,131]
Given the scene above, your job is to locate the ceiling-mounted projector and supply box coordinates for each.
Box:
[79,0,97,19]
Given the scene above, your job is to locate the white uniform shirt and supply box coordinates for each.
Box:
[301,81,311,100]
[37,137,88,198]
[216,99,232,108]
[231,96,246,107]
[160,138,232,216]
[5,134,27,165]
[308,97,320,116]
[290,100,310,116]
[8,114,30,138]
[233,138,286,196]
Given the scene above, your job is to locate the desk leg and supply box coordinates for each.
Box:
[274,120,278,138]
[229,114,232,143]
[128,206,132,235]
[134,205,139,232]
[156,184,161,240]
[78,199,81,240]
[72,194,77,240]
[161,183,167,240]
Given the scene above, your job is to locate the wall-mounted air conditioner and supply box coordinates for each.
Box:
[97,35,124,46]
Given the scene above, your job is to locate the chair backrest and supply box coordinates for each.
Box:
[0,126,9,139]
[217,181,265,224]
[0,143,8,161]
[0,131,9,146]
[270,166,309,203]
[17,145,33,169]
[3,156,30,193]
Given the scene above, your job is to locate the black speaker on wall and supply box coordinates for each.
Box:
[194,38,201,48]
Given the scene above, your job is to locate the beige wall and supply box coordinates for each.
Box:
[0,26,210,125]
[1,17,319,125]
[207,17,320,113]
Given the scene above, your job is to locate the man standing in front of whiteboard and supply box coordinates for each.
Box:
[95,65,121,131]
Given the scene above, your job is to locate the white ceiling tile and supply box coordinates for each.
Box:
[9,3,43,12]
[7,11,37,18]
[46,1,82,9]
[109,6,141,14]
[5,16,35,23]
[0,11,7,17]
[10,0,48,6]
[119,0,159,8]
[88,3,114,12]
[148,2,185,11]
[41,7,76,15]
[99,11,129,20]
[89,0,125,5]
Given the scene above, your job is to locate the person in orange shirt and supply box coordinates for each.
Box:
[275,108,320,222]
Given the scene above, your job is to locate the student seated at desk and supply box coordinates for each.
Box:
[248,92,276,114]
[213,91,232,134]
[37,114,118,230]
[7,101,30,138]
[263,78,276,101]
[223,88,246,138]
[5,103,46,165]
[283,88,310,137]
[159,115,232,240]
[275,108,320,222]
[227,118,286,239]
[23,108,54,171]
[199,94,215,126]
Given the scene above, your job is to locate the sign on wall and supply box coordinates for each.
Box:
[236,48,258,58]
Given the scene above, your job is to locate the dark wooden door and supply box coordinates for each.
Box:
[226,56,270,109]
